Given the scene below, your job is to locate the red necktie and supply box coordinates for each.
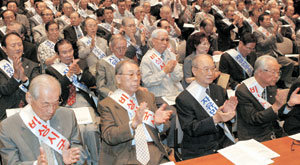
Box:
[67,84,76,106]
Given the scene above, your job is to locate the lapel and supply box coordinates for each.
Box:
[20,116,41,158]
[22,58,31,77]
[110,97,131,125]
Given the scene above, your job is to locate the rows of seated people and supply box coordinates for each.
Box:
[1,0,300,164]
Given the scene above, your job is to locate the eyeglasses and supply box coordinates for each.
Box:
[114,46,127,52]
[155,38,169,42]
[39,97,63,109]
[119,72,141,77]
[263,69,282,76]
[194,66,216,73]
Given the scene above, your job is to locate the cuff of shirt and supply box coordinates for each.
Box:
[33,160,37,165]
[156,124,164,132]
[283,106,292,114]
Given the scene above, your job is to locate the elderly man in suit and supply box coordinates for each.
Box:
[96,34,128,100]
[78,17,109,76]
[0,32,40,121]
[236,55,300,142]
[0,74,85,164]
[219,32,257,90]
[98,59,173,164]
[176,54,237,160]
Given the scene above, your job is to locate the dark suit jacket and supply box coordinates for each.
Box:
[175,83,233,160]
[98,90,170,165]
[45,63,96,109]
[236,83,284,142]
[0,107,85,164]
[63,25,85,59]
[23,41,38,63]
[216,19,243,51]
[219,50,256,89]
[0,58,40,121]
[279,77,300,135]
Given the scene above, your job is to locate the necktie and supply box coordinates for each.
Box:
[67,84,76,106]
[41,141,55,165]
[262,89,266,100]
[206,87,210,96]
[135,124,150,165]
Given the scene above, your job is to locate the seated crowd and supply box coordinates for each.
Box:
[1,0,300,164]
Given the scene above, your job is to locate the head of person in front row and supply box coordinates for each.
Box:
[25,74,82,164]
[192,54,216,88]
[253,55,281,88]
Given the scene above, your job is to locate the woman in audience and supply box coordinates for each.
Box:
[183,32,210,88]
[37,21,60,67]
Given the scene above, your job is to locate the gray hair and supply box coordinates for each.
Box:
[254,55,278,74]
[134,6,143,15]
[115,59,138,75]
[28,74,61,99]
[150,29,168,40]
[121,17,134,26]
[109,34,126,48]
[191,54,213,67]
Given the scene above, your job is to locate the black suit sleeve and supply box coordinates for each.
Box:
[176,93,219,137]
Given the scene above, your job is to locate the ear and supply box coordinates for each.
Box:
[192,67,197,77]
[25,92,33,105]
[115,75,121,85]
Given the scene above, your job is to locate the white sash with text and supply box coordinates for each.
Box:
[19,104,69,154]
[110,89,155,128]
[242,77,272,109]
[186,81,235,143]
[226,49,253,77]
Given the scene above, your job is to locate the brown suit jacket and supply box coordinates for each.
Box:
[98,89,170,165]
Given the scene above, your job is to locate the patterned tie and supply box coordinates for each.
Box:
[41,141,55,165]
[135,124,150,165]
[67,84,76,106]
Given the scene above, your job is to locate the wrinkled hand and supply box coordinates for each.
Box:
[37,147,48,165]
[62,141,81,165]
[154,104,173,125]
[272,89,289,113]
[132,102,147,129]
[213,105,236,123]
[222,96,238,113]
[287,87,300,107]
[163,60,177,74]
